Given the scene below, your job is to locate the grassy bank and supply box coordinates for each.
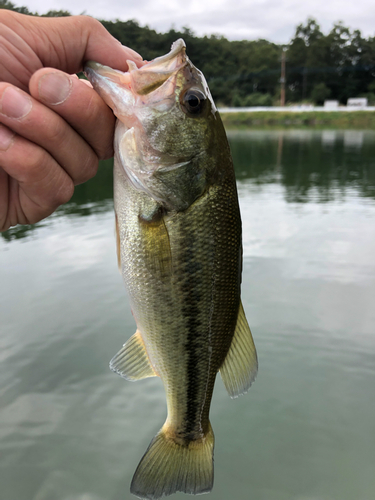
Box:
[220,111,375,129]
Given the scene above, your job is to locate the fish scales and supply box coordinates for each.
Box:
[115,157,241,432]
[85,38,258,500]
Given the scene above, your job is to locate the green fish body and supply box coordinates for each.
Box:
[85,39,257,500]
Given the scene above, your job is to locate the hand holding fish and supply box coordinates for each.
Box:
[0,11,143,232]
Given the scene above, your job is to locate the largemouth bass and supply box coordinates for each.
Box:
[85,39,257,500]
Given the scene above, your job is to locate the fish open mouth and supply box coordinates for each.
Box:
[139,39,187,73]
[85,39,188,100]
[128,39,188,96]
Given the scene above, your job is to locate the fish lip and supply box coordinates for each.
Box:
[128,39,189,97]
[141,38,187,73]
[84,38,187,77]
[84,61,122,78]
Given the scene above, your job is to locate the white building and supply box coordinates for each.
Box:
[324,100,339,109]
[347,98,368,108]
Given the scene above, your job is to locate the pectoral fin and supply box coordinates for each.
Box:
[139,209,172,278]
[220,300,258,398]
[110,330,157,381]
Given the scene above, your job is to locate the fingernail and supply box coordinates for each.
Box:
[38,72,72,105]
[0,87,32,119]
[0,124,15,151]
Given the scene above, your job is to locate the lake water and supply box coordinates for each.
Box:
[1,129,375,500]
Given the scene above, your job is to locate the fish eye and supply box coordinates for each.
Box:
[181,89,207,116]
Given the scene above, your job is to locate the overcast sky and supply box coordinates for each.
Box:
[18,0,375,43]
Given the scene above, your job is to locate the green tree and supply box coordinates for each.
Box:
[243,92,273,106]
[311,82,331,104]
[41,10,71,17]
[0,0,32,14]
[287,18,375,104]
[2,0,375,107]
[287,18,327,101]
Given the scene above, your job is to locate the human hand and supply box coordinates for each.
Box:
[0,10,143,231]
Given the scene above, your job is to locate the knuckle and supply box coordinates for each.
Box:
[75,15,108,42]
[95,141,114,161]
[73,150,98,185]
[79,15,106,34]
[101,146,114,161]
[86,16,104,31]
[17,147,47,183]
[54,177,74,206]
[45,120,66,147]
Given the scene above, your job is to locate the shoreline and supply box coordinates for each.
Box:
[219,109,375,129]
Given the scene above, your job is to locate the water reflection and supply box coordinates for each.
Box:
[1,129,375,500]
[228,129,375,203]
[2,130,375,242]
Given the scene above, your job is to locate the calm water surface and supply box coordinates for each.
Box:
[1,130,375,500]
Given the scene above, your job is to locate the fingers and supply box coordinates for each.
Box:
[0,11,42,91]
[29,68,116,160]
[2,12,144,75]
[0,82,99,186]
[0,69,117,229]
[0,123,74,228]
[0,12,144,230]
[81,17,144,70]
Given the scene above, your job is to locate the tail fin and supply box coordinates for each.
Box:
[131,423,214,500]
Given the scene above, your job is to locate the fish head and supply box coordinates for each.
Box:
[85,39,229,211]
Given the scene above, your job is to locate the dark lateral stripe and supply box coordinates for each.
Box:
[180,232,205,436]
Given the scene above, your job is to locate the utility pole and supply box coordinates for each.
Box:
[280,48,286,106]
[302,67,307,101]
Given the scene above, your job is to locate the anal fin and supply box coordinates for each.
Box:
[220,300,258,398]
[110,330,157,381]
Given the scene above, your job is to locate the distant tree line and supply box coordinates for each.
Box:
[1,0,375,106]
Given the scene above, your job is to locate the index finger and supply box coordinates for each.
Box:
[1,11,144,75]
